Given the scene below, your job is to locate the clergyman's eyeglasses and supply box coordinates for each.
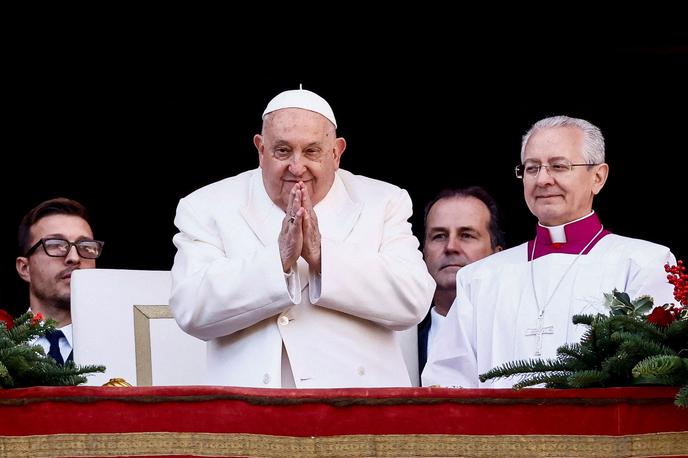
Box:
[25,238,105,259]
[515,161,599,179]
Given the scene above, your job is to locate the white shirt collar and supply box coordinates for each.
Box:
[538,211,596,244]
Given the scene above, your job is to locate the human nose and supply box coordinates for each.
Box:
[288,152,306,176]
[64,244,81,264]
[445,234,462,253]
[534,165,555,184]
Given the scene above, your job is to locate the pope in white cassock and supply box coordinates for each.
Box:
[422,115,677,388]
[170,87,434,388]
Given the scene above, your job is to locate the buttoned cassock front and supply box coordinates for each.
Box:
[170,168,435,388]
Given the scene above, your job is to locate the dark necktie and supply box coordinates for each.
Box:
[45,330,66,365]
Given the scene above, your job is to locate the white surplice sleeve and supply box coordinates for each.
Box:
[421,271,480,388]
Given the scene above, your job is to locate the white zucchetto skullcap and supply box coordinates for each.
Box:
[262,87,337,128]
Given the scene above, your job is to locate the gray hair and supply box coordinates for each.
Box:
[520,115,605,164]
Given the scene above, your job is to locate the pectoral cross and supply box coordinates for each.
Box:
[525,312,554,357]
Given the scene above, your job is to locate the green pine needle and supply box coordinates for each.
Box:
[676,384,688,408]
[632,356,688,386]
[481,290,688,408]
[567,369,610,387]
[0,312,105,389]
[480,359,572,383]
[512,373,572,389]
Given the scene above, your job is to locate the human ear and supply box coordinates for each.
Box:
[333,137,347,169]
[592,163,609,195]
[254,134,265,165]
[16,257,31,283]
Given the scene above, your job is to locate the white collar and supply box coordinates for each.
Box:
[538,211,596,243]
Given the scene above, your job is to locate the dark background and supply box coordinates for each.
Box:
[3,42,686,315]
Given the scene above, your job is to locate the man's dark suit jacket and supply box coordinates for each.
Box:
[417,308,433,381]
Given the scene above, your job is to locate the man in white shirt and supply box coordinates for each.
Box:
[170,87,435,388]
[15,197,104,365]
[418,186,504,380]
[422,115,676,388]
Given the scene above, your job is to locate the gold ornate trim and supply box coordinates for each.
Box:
[133,304,172,386]
[2,431,687,457]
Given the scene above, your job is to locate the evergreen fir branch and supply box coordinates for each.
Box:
[556,343,600,370]
[0,311,106,388]
[7,359,105,388]
[589,316,619,358]
[512,373,572,389]
[676,384,688,408]
[664,319,688,352]
[632,355,688,386]
[575,324,608,358]
[5,312,56,344]
[572,314,596,326]
[567,369,610,388]
[608,315,664,340]
[0,344,48,362]
[575,326,595,347]
[9,360,105,388]
[0,336,15,350]
[600,355,639,383]
[483,266,688,407]
[613,332,677,358]
[665,317,688,336]
[480,359,572,383]
[0,361,10,386]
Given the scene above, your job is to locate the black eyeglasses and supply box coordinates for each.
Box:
[25,238,105,259]
[515,161,599,179]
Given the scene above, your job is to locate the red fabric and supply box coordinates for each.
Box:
[1,386,686,437]
[0,309,13,329]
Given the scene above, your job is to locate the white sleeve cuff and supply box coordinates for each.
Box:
[308,270,321,303]
[283,267,301,304]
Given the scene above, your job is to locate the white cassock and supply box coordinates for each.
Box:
[170,168,435,388]
[422,214,677,388]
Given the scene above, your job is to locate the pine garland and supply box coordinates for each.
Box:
[0,312,105,388]
[480,289,688,408]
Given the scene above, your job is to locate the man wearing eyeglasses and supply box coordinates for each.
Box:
[423,115,677,388]
[15,197,104,365]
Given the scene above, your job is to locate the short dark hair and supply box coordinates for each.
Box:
[18,197,92,255]
[423,186,506,250]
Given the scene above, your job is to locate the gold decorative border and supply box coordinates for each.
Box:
[132,305,173,386]
[2,431,686,458]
